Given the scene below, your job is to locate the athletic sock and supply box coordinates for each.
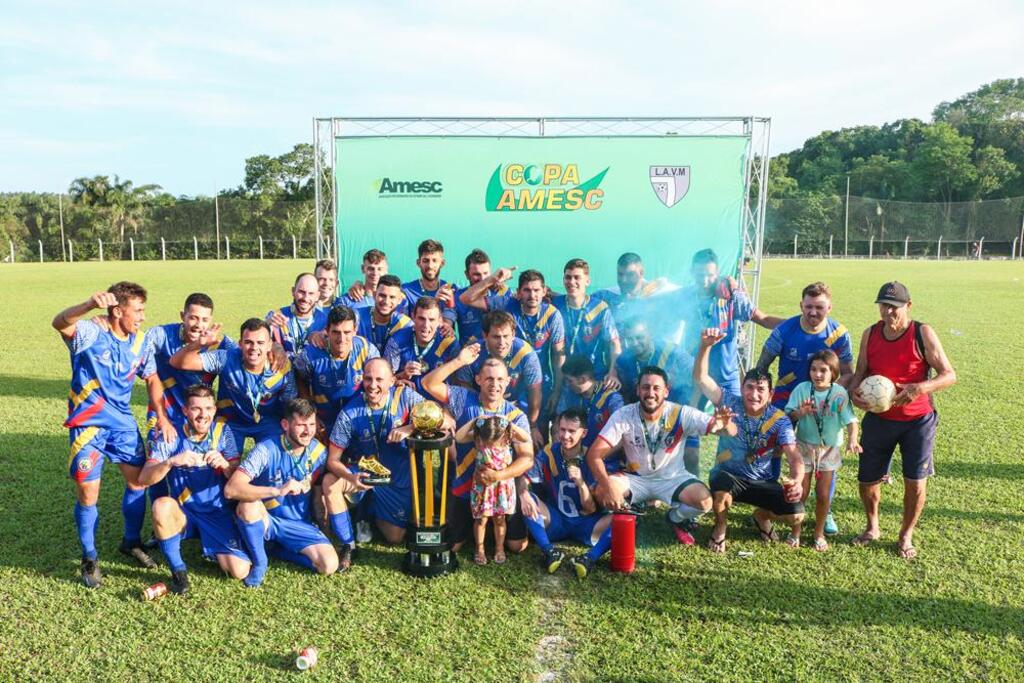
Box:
[158,533,186,572]
[121,487,147,545]
[74,502,99,560]
[523,515,553,553]
[237,518,269,586]
[585,526,613,561]
[668,503,704,524]
[271,547,316,571]
[329,510,354,546]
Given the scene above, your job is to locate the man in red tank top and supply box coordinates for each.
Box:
[849,282,957,559]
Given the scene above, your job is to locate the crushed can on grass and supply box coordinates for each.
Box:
[141,582,168,601]
[296,647,318,671]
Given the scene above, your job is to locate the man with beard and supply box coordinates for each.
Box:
[383,296,460,393]
[226,398,339,587]
[587,366,735,546]
[140,384,251,594]
[615,317,694,405]
[453,249,508,346]
[171,319,297,449]
[266,272,328,357]
[400,239,457,334]
[338,249,389,310]
[355,274,412,353]
[694,328,804,554]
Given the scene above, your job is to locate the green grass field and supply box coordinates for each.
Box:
[1,259,1022,682]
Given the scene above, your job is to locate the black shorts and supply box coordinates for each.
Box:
[709,470,804,516]
[858,411,938,483]
[447,496,527,545]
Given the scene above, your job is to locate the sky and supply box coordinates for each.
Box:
[1,0,1022,196]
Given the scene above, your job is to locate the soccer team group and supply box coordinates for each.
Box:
[53,240,956,593]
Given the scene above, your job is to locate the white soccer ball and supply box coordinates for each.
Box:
[859,375,897,413]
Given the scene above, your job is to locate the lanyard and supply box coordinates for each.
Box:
[372,314,397,349]
[328,347,353,391]
[368,391,394,456]
[280,435,310,482]
[516,305,546,348]
[244,368,266,423]
[741,410,769,462]
[183,425,210,459]
[413,334,437,362]
[640,410,666,470]
[811,385,834,446]
[564,297,590,355]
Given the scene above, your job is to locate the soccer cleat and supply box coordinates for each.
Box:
[569,555,593,579]
[338,545,353,573]
[142,535,159,551]
[119,540,158,569]
[666,512,697,546]
[541,548,564,574]
[170,569,190,596]
[356,521,373,544]
[824,513,839,536]
[243,564,268,589]
[80,558,102,589]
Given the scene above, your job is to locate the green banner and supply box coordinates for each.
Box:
[335,136,749,288]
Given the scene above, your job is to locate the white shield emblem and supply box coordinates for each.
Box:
[650,166,690,207]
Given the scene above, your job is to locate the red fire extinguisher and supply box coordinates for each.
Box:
[610,511,636,574]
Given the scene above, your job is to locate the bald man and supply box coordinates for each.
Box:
[267,272,329,357]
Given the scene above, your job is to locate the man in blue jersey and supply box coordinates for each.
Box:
[139,384,251,594]
[322,358,430,561]
[400,239,457,333]
[225,398,339,587]
[694,328,804,553]
[338,249,389,310]
[454,311,543,445]
[355,274,413,353]
[52,282,176,587]
[552,258,622,391]
[555,355,624,450]
[522,408,613,578]
[314,258,341,311]
[453,249,508,346]
[616,317,695,405]
[294,305,379,440]
[756,281,854,535]
[597,253,678,338]
[675,249,782,478]
[459,268,566,430]
[383,296,460,392]
[422,346,536,554]
[171,318,297,449]
[267,272,328,357]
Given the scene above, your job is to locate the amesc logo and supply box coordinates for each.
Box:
[377,177,443,198]
[485,163,608,212]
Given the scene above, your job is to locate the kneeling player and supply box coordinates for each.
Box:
[225,399,339,587]
[523,408,612,578]
[139,385,252,594]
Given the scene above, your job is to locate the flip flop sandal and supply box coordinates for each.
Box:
[784,534,800,548]
[851,532,880,547]
[474,550,488,566]
[897,544,917,559]
[493,552,507,565]
[751,514,778,543]
[706,535,727,554]
[813,537,829,552]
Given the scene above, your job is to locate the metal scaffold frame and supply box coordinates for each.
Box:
[313,116,771,369]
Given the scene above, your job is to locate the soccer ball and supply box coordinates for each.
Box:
[859,375,896,413]
[411,400,445,433]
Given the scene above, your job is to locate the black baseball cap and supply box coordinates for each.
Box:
[875,281,910,306]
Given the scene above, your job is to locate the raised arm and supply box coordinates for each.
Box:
[169,325,222,372]
[52,291,116,339]
[458,267,516,310]
[693,328,725,405]
[421,343,480,401]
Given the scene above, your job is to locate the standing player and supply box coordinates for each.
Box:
[340,249,389,309]
[293,305,379,439]
[171,319,297,450]
[554,355,624,449]
[139,385,252,594]
[552,258,622,390]
[383,296,460,392]
[355,274,412,352]
[453,249,507,345]
[267,273,328,357]
[225,398,339,587]
[314,258,340,310]
[52,283,175,587]
[597,252,677,337]
[522,408,613,578]
[755,281,854,535]
[400,239,457,332]
[616,318,694,405]
[587,367,734,545]
[421,347,536,554]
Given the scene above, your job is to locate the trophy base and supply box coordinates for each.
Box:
[402,524,458,578]
[362,475,391,486]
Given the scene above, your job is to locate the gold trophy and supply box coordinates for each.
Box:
[403,400,457,577]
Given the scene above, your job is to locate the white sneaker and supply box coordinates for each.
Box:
[356,521,372,544]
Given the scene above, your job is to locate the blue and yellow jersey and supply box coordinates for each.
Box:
[201,348,297,428]
[145,322,236,428]
[356,307,412,353]
[238,435,327,523]
[383,327,460,393]
[399,279,457,323]
[762,315,854,408]
[455,337,542,410]
[677,286,755,395]
[615,341,695,404]
[147,420,239,514]
[64,320,157,431]
[538,443,600,519]
[554,384,624,449]
[328,384,423,490]
[552,295,618,378]
[427,385,529,499]
[454,283,508,346]
[293,336,379,427]
[711,391,796,482]
[265,305,327,357]
[487,294,565,390]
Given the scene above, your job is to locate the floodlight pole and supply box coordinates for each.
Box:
[844,175,850,257]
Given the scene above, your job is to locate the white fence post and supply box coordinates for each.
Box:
[977,237,984,260]
[8,240,13,263]
[130,237,135,261]
[937,236,943,260]
[98,239,104,262]
[259,236,264,260]
[1013,237,1019,260]
[828,235,833,259]
[792,234,798,257]
[904,236,909,259]
[69,240,74,262]
[225,236,231,260]
[161,238,166,261]
[38,240,43,263]
[869,236,874,259]
[193,236,198,260]
[292,235,297,259]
